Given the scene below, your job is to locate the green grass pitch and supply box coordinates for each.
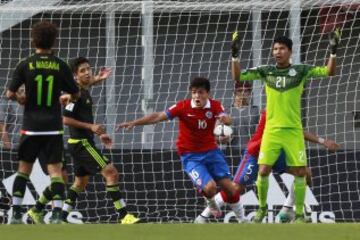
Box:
[1,223,359,240]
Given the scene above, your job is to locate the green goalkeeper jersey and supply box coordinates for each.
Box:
[239,64,328,129]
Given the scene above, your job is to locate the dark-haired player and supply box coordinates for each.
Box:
[60,57,140,224]
[6,21,79,224]
[230,29,340,222]
[117,77,243,220]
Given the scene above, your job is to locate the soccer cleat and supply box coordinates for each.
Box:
[27,207,45,224]
[253,206,267,223]
[120,213,140,224]
[194,215,208,224]
[293,214,306,223]
[206,199,222,218]
[49,210,64,224]
[278,208,295,223]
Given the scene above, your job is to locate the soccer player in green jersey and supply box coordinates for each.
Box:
[6,21,80,224]
[230,29,340,223]
[61,57,140,224]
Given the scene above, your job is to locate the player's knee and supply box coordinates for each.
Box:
[73,177,88,191]
[258,165,271,177]
[203,181,217,198]
[234,183,244,193]
[18,161,33,175]
[292,167,307,177]
[102,165,119,183]
[62,170,68,184]
[47,163,63,177]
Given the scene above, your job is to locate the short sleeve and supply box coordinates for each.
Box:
[240,66,265,81]
[165,103,182,120]
[61,62,79,94]
[304,65,329,80]
[214,103,226,117]
[9,61,26,92]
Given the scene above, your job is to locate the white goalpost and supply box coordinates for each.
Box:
[0,0,359,223]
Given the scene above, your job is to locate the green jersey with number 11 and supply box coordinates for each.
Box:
[8,53,78,133]
[239,64,328,129]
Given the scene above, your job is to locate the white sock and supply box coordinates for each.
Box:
[214,192,225,208]
[12,196,23,206]
[53,200,63,209]
[282,183,295,211]
[200,207,211,218]
[230,200,245,221]
[206,196,218,209]
[200,192,225,218]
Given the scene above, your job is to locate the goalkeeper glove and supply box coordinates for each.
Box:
[329,28,341,55]
[231,32,240,58]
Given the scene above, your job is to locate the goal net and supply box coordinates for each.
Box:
[0,0,359,223]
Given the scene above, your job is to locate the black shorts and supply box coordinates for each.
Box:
[68,139,110,177]
[18,135,64,165]
[39,150,67,175]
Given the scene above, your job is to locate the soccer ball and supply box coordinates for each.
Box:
[213,124,233,137]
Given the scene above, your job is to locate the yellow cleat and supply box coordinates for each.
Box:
[27,207,45,224]
[120,213,141,224]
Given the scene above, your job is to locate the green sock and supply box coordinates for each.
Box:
[106,184,127,219]
[256,175,269,208]
[294,176,306,216]
[34,186,53,211]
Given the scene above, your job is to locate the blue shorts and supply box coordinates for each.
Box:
[233,149,287,185]
[181,148,231,190]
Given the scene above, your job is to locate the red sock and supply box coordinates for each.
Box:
[220,190,240,204]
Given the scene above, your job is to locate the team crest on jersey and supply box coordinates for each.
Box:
[205,111,213,119]
[289,68,297,76]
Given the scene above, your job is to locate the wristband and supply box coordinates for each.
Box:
[318,137,325,144]
[232,57,240,62]
[330,54,336,58]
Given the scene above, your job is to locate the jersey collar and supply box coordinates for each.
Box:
[191,99,211,109]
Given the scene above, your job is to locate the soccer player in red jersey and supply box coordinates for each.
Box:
[117,77,241,217]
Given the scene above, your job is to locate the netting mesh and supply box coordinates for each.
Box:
[0,0,359,223]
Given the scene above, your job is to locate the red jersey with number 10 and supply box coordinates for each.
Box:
[166,99,226,155]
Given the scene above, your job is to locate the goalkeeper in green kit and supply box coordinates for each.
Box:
[230,29,340,223]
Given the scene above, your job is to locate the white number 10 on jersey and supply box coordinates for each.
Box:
[198,119,207,129]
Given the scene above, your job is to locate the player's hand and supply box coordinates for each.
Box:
[216,115,230,125]
[231,32,240,58]
[329,28,341,55]
[93,67,112,84]
[100,133,113,149]
[15,89,26,105]
[59,94,71,106]
[116,122,135,131]
[91,124,106,135]
[322,139,340,152]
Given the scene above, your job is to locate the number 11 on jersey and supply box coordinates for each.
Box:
[35,74,54,107]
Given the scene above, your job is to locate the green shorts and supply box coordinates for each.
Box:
[259,128,307,167]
